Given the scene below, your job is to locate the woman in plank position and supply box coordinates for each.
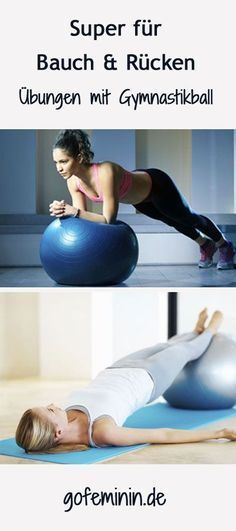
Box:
[49,130,234,270]
[16,309,236,453]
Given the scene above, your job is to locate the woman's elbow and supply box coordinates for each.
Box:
[104,214,117,224]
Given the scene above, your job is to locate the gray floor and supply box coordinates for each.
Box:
[0,264,236,287]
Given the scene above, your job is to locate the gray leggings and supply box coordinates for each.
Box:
[109,330,213,402]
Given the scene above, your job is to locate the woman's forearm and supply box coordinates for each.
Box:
[100,425,234,447]
[75,209,108,224]
[140,426,236,445]
[50,201,113,223]
[154,427,221,444]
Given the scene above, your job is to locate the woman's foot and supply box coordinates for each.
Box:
[217,241,235,270]
[206,311,223,335]
[194,308,208,334]
[198,240,216,268]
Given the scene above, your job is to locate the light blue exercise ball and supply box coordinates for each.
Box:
[164,334,236,409]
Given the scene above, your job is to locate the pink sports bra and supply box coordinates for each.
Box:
[75,163,132,202]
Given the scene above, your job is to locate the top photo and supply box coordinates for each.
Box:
[0,128,235,288]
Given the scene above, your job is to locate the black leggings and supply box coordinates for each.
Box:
[134,168,223,242]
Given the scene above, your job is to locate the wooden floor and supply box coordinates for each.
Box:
[1,379,236,465]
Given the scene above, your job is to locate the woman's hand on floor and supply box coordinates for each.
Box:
[49,200,77,218]
[216,428,236,441]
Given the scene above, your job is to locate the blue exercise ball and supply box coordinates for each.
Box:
[163,334,236,409]
[40,217,139,286]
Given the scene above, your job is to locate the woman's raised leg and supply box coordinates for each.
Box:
[147,311,223,400]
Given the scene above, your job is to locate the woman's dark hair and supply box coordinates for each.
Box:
[53,130,94,163]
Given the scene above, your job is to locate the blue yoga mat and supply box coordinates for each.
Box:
[1,402,235,464]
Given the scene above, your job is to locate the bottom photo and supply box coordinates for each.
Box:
[0,289,236,465]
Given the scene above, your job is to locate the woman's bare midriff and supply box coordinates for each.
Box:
[119,170,152,205]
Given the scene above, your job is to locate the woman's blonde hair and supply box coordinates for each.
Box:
[15,409,88,454]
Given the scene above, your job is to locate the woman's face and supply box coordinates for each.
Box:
[33,404,68,432]
[53,148,78,180]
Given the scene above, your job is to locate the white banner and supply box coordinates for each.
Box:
[1,464,236,530]
[0,0,235,128]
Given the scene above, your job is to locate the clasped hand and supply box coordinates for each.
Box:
[49,200,77,218]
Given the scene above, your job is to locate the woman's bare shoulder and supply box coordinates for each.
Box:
[67,175,79,191]
[98,161,124,176]
[92,416,117,446]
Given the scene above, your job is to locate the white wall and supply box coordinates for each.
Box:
[0,293,39,378]
[0,291,169,380]
[39,292,92,380]
[111,291,168,360]
[91,292,114,378]
[2,291,236,381]
[178,291,236,336]
[0,292,92,380]
[90,291,168,377]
